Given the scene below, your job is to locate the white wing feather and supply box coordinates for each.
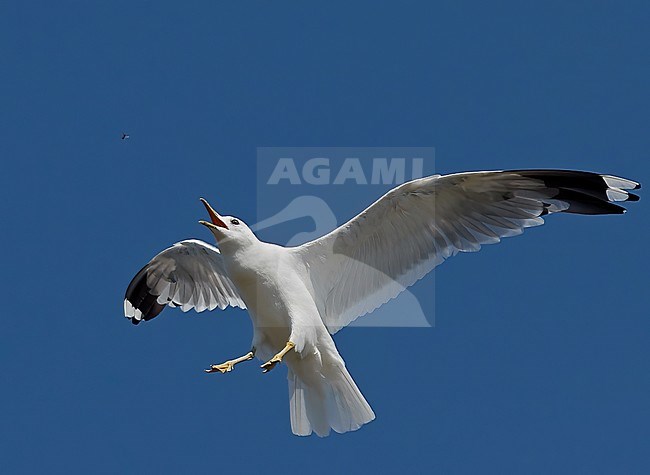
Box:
[295,170,639,333]
[124,239,245,323]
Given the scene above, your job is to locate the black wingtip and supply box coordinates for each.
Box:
[509,170,640,216]
[124,265,166,324]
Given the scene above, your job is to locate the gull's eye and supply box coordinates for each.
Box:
[230,219,240,225]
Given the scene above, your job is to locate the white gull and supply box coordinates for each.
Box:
[124,169,640,437]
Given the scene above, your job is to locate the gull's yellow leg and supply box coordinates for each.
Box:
[205,349,255,374]
[260,341,295,373]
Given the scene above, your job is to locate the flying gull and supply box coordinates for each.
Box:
[124,169,640,436]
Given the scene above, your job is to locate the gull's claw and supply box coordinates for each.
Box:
[260,341,295,374]
[205,351,256,374]
[205,361,234,374]
[260,358,280,373]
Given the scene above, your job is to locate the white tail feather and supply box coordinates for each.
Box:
[287,358,375,437]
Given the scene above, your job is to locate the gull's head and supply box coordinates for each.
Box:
[199,198,257,251]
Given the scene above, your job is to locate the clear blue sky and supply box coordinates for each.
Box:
[1,1,648,473]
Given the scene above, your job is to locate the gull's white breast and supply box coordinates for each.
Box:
[223,242,322,359]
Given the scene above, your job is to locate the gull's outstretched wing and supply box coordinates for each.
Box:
[296,170,640,333]
[124,239,245,325]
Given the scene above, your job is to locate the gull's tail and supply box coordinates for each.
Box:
[287,352,375,437]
